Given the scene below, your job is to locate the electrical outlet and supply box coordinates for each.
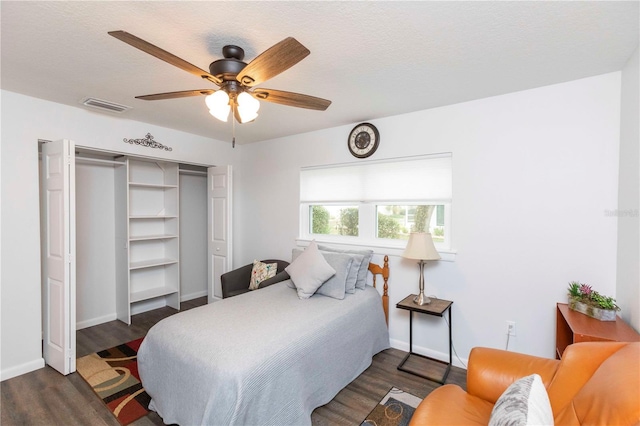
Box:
[506,321,516,336]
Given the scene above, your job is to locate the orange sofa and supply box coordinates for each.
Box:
[409,342,639,425]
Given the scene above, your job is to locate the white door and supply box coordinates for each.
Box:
[41,139,76,374]
[207,165,232,302]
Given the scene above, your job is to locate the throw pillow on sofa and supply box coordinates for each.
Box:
[249,260,278,290]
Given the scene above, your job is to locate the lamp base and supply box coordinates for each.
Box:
[413,292,431,305]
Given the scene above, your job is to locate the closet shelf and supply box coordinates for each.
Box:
[129,234,178,242]
[129,258,178,270]
[117,158,181,325]
[130,286,179,303]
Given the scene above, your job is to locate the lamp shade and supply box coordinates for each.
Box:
[402,232,441,261]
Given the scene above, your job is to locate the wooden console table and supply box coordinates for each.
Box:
[556,303,640,359]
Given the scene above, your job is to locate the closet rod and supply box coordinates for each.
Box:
[76,157,125,166]
[179,169,207,176]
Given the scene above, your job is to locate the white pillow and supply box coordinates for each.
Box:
[249,260,277,290]
[291,248,356,298]
[489,374,554,426]
[285,241,336,299]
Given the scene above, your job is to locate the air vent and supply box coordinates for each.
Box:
[81,97,132,113]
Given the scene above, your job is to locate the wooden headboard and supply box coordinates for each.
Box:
[368,255,389,325]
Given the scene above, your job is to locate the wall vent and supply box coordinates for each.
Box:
[81,97,132,113]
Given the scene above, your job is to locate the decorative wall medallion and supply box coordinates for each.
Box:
[123,133,172,151]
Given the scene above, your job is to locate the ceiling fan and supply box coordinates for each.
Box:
[108,30,331,138]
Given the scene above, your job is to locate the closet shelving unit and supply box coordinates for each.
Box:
[116,158,180,324]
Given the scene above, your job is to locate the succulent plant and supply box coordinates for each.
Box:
[567,281,620,311]
[579,284,592,297]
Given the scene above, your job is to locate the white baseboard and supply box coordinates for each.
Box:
[76,292,209,325]
[1,357,45,382]
[181,290,207,302]
[390,338,468,369]
[76,313,118,330]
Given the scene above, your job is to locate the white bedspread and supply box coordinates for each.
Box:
[138,281,389,425]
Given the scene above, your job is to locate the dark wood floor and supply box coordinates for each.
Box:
[1,297,466,426]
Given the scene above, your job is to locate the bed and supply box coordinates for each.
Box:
[138,252,390,426]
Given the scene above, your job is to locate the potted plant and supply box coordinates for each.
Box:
[567,281,620,321]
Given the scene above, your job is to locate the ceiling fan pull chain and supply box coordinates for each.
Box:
[232,111,236,148]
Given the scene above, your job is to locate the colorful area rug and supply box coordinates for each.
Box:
[361,387,422,426]
[76,338,150,426]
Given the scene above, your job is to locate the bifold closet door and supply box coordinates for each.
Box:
[207,165,232,302]
[41,139,76,375]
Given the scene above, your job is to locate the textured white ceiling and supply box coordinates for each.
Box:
[1,1,638,144]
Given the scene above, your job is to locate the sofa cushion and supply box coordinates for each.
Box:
[409,384,494,426]
[488,374,553,426]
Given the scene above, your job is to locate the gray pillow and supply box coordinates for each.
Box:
[291,249,355,299]
[285,241,336,299]
[344,254,364,294]
[317,245,373,290]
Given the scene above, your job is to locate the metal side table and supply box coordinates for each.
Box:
[396,294,453,384]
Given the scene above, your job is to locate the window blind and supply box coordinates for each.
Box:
[300,154,452,203]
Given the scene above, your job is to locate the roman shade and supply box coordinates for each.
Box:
[300,153,452,203]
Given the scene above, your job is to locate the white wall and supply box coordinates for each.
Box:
[179,172,208,300]
[617,46,640,332]
[75,162,117,329]
[236,73,622,363]
[1,90,238,380]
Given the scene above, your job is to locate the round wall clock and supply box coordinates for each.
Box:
[348,123,380,158]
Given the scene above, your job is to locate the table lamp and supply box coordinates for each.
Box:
[402,232,441,305]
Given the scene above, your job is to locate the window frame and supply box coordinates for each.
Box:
[298,153,456,260]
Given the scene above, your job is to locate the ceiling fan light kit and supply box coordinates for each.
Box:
[206,91,231,122]
[108,31,331,144]
[236,92,260,123]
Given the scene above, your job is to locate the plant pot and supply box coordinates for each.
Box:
[568,298,617,321]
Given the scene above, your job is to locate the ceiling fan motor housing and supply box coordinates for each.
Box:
[209,45,247,80]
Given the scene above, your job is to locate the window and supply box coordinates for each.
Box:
[376,204,445,242]
[310,205,359,236]
[300,154,452,249]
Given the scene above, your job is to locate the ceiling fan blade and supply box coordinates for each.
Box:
[108,30,222,86]
[236,37,310,87]
[252,89,331,111]
[135,89,216,101]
